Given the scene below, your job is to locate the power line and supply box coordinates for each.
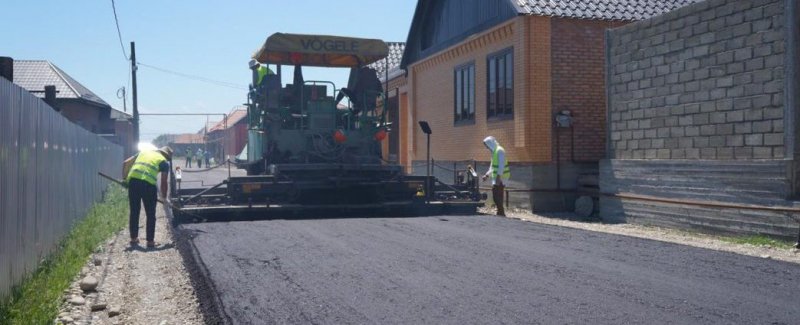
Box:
[110,0,128,60]
[136,62,248,90]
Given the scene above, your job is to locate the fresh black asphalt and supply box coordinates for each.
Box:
[179,215,800,324]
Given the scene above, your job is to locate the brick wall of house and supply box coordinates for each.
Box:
[57,101,106,133]
[381,74,408,163]
[408,16,552,164]
[551,18,625,162]
[386,73,407,92]
[527,15,554,162]
[113,119,135,157]
[607,0,788,160]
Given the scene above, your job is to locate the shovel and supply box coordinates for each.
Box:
[98,172,172,206]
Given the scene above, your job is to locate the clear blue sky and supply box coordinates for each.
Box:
[1,0,416,141]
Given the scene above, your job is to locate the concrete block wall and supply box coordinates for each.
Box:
[602,0,799,238]
[607,0,789,160]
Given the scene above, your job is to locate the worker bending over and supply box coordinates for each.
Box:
[125,146,173,248]
[482,136,510,216]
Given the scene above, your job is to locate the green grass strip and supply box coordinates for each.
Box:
[720,234,795,249]
[0,184,128,325]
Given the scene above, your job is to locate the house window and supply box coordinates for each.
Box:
[487,48,514,119]
[454,63,475,123]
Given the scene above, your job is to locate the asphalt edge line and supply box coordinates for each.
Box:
[169,209,231,324]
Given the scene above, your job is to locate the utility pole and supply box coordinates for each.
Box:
[131,41,139,144]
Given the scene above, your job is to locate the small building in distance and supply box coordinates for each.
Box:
[207,106,248,161]
[167,133,206,157]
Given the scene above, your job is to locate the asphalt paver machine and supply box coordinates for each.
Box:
[171,33,482,221]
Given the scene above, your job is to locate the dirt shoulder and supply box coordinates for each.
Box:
[56,204,204,325]
[483,207,800,265]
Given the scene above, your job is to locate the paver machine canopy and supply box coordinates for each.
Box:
[253,33,389,67]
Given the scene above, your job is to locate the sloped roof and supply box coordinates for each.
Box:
[368,42,405,76]
[13,60,110,108]
[170,133,205,144]
[199,121,220,134]
[511,0,703,21]
[208,106,248,132]
[110,108,131,120]
[401,0,702,69]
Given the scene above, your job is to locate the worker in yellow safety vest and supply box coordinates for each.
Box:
[256,64,275,86]
[481,136,510,216]
[125,146,173,248]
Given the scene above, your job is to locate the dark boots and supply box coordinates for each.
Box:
[492,184,505,216]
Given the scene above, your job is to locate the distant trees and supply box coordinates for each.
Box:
[152,134,170,147]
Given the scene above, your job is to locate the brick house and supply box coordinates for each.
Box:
[369,42,407,164]
[110,109,136,157]
[12,59,135,156]
[207,106,248,161]
[398,0,699,211]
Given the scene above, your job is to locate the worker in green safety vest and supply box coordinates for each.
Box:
[482,136,510,216]
[256,64,275,86]
[125,146,173,248]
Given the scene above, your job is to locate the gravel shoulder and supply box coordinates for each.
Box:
[484,207,800,264]
[56,203,204,325]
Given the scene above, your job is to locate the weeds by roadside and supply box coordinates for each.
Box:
[0,185,128,325]
[719,235,795,250]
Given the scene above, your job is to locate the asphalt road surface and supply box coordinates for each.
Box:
[179,215,800,324]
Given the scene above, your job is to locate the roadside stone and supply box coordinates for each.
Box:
[93,257,103,266]
[91,301,107,312]
[69,296,86,306]
[108,306,121,317]
[80,276,99,292]
[761,254,772,259]
[61,316,74,323]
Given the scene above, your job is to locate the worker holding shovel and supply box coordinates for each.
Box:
[123,146,173,248]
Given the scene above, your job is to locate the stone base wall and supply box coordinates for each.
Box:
[600,159,798,239]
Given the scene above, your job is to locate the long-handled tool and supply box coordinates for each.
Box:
[98,172,170,206]
[99,172,206,222]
